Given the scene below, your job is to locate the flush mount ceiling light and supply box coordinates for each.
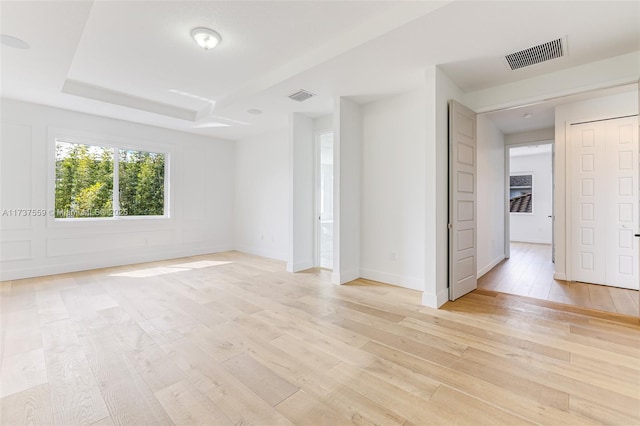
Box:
[0,34,30,49]
[247,108,263,115]
[191,27,221,50]
[523,113,533,119]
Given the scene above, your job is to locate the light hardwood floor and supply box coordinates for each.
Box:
[479,242,640,317]
[1,251,639,425]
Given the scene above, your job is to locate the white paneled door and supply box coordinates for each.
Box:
[571,116,639,290]
[449,100,478,301]
[605,117,639,288]
[571,122,607,284]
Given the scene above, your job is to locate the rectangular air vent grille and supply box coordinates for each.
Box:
[505,38,565,70]
[288,89,315,102]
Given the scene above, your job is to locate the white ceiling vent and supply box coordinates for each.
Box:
[504,37,567,70]
[288,89,315,102]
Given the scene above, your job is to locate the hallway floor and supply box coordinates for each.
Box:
[478,242,639,317]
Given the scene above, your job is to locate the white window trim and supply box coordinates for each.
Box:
[47,127,172,226]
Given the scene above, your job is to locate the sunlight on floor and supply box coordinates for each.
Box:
[170,260,231,269]
[109,260,232,278]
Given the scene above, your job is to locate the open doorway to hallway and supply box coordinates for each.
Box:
[508,143,554,260]
[477,84,639,317]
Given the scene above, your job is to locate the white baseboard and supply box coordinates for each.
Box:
[359,268,422,291]
[553,272,567,281]
[234,245,286,262]
[0,243,234,281]
[477,254,505,278]
[286,259,314,273]
[422,288,449,309]
[331,269,359,285]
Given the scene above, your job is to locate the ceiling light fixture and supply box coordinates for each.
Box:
[247,108,263,115]
[191,27,222,50]
[0,34,30,50]
[523,113,533,119]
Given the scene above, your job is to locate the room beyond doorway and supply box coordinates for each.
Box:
[478,242,639,316]
[317,131,334,270]
[508,144,553,247]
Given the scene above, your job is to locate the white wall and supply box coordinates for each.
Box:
[234,129,289,260]
[554,90,639,280]
[288,113,315,272]
[360,90,426,290]
[314,114,333,133]
[0,99,235,280]
[509,149,553,244]
[332,97,362,284]
[476,115,505,277]
[235,114,331,265]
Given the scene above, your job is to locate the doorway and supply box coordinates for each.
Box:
[316,131,334,269]
[507,143,554,260]
[477,85,639,316]
[490,142,556,297]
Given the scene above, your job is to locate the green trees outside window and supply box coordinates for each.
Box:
[119,149,165,216]
[55,140,166,219]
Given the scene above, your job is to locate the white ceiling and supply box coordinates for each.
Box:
[1,1,639,141]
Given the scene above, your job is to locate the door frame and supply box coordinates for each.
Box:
[504,141,555,261]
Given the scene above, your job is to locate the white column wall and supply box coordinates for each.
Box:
[360,90,427,290]
[234,129,289,261]
[287,113,315,272]
[332,97,362,284]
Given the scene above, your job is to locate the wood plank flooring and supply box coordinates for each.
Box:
[479,242,640,317]
[1,251,639,425]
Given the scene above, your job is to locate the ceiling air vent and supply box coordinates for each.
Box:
[504,37,566,70]
[288,89,315,102]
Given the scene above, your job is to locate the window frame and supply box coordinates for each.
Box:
[48,128,171,225]
[509,172,534,215]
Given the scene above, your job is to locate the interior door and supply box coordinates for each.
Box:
[605,116,638,289]
[449,100,478,301]
[571,122,607,285]
[570,116,639,290]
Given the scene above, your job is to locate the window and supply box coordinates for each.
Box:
[509,174,533,214]
[55,140,166,219]
[118,149,166,216]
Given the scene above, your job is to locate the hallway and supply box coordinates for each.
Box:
[478,242,639,316]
